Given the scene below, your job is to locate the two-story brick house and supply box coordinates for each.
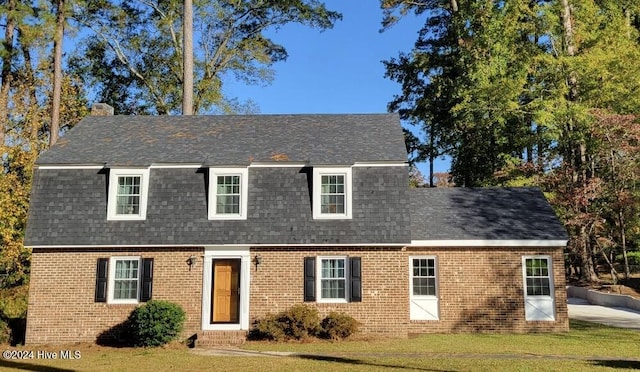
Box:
[23,112,569,345]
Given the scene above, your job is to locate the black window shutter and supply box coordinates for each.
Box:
[304,257,316,302]
[140,258,154,302]
[95,258,109,302]
[349,257,362,302]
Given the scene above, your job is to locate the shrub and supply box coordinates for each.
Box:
[280,304,321,340]
[0,318,9,344]
[128,300,185,347]
[249,304,321,341]
[615,251,640,272]
[248,314,286,341]
[321,312,359,340]
[0,286,29,320]
[0,286,28,345]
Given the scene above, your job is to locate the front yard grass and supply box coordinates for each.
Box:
[1,320,638,371]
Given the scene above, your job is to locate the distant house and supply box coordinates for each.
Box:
[24,111,569,345]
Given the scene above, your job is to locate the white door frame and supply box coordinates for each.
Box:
[202,246,250,330]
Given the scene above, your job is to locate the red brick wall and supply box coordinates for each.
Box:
[249,247,409,337]
[27,245,568,344]
[26,248,203,344]
[249,246,568,338]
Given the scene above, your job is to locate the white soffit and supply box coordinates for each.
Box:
[409,240,568,247]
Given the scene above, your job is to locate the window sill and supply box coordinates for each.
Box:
[106,300,139,305]
[208,214,247,220]
[313,214,352,220]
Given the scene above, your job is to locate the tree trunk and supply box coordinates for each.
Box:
[0,0,16,148]
[619,211,631,279]
[449,0,458,12]
[50,0,65,147]
[429,128,435,187]
[580,226,599,282]
[23,47,40,142]
[561,0,599,283]
[182,0,194,115]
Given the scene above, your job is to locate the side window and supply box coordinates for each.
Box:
[522,256,555,321]
[409,256,439,320]
[107,168,150,220]
[524,257,551,296]
[208,168,248,220]
[411,257,437,296]
[95,257,154,304]
[312,167,352,219]
[304,256,361,303]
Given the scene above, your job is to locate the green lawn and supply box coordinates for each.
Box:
[1,320,638,371]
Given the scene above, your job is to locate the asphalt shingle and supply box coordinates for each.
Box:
[37,114,406,166]
[410,187,568,241]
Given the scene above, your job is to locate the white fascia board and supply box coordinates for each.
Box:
[409,240,568,247]
[36,164,105,170]
[29,243,409,249]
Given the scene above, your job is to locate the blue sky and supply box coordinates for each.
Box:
[224,1,450,175]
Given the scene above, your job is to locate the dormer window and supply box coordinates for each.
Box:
[208,168,248,220]
[313,167,352,219]
[107,168,150,220]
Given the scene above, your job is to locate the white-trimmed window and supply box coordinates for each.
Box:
[107,168,150,220]
[108,257,140,303]
[409,256,439,320]
[313,167,352,219]
[522,256,555,321]
[208,168,248,220]
[318,256,348,302]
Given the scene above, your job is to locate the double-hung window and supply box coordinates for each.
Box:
[304,256,361,303]
[107,168,150,220]
[208,168,248,220]
[95,256,154,304]
[313,167,352,219]
[522,256,555,321]
[524,257,551,296]
[411,257,437,296]
[319,257,347,301]
[110,257,140,302]
[409,256,439,320]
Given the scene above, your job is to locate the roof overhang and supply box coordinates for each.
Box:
[409,239,568,247]
[27,243,410,249]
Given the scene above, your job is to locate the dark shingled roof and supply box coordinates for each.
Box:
[24,166,412,246]
[410,187,568,241]
[37,114,406,166]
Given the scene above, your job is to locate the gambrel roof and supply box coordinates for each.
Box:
[37,114,407,166]
[25,113,568,248]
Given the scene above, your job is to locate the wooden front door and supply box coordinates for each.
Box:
[211,259,240,323]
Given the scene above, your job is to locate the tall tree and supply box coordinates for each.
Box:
[49,0,65,146]
[71,0,341,115]
[383,0,640,282]
[182,0,193,115]
[0,0,17,147]
[384,0,545,186]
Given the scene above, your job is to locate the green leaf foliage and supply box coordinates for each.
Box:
[69,0,341,114]
[128,300,186,347]
[384,0,640,280]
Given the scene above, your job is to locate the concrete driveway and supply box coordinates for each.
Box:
[568,297,640,330]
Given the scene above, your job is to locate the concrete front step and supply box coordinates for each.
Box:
[195,330,248,347]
